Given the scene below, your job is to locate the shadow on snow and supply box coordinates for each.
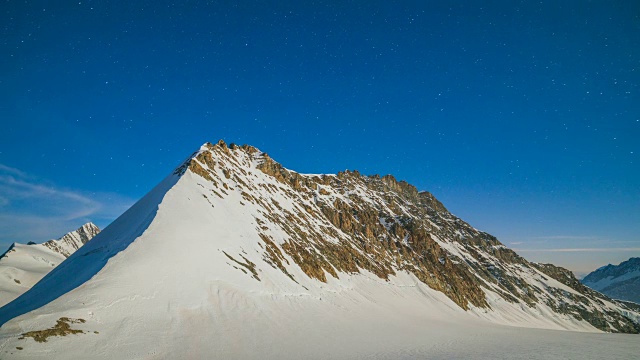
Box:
[0,174,180,327]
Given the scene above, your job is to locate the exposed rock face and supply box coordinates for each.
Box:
[174,141,639,333]
[534,263,639,333]
[583,258,640,304]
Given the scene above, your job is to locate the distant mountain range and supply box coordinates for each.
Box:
[583,258,640,304]
[0,141,637,358]
[0,223,100,307]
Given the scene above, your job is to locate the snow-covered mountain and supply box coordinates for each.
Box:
[583,258,640,304]
[0,223,100,307]
[0,141,638,359]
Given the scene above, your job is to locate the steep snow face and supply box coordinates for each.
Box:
[583,258,640,303]
[0,141,638,359]
[0,223,100,307]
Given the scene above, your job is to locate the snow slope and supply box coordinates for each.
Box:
[0,141,637,359]
[0,223,100,307]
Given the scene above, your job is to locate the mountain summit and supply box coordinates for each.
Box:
[0,141,638,358]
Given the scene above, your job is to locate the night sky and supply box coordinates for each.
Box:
[1,1,638,275]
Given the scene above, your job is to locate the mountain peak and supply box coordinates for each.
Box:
[42,222,101,258]
[0,142,639,357]
[169,141,637,323]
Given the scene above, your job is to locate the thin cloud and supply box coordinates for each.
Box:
[0,164,27,178]
[0,164,135,246]
[0,174,100,219]
[530,235,597,240]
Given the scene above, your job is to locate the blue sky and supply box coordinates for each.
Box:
[1,1,638,275]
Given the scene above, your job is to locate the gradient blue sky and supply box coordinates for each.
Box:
[1,1,638,275]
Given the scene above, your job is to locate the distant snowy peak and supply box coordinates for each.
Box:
[583,258,640,304]
[0,223,100,307]
[586,258,640,283]
[41,222,100,258]
[0,222,100,261]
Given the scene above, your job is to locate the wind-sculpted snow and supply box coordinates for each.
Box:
[0,140,638,359]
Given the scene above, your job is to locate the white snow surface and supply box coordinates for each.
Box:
[0,223,99,307]
[0,144,638,358]
[0,244,63,308]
